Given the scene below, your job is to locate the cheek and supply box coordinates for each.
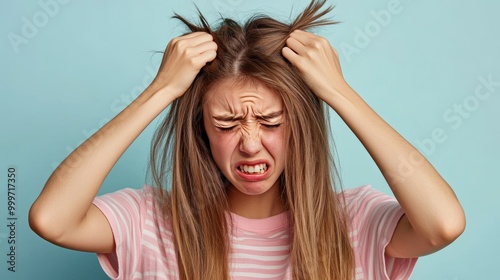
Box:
[262,129,286,160]
[209,133,239,165]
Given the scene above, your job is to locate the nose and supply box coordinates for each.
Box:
[239,125,263,156]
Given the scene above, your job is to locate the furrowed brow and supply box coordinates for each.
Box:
[212,114,244,122]
[213,111,283,122]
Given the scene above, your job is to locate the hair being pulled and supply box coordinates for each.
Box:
[150,1,354,279]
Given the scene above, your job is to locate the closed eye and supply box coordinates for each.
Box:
[262,123,281,129]
[217,125,237,132]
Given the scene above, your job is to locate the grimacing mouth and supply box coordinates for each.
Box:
[237,163,268,174]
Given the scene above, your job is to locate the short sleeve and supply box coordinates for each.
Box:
[92,187,146,279]
[343,185,418,280]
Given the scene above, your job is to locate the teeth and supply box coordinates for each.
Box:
[239,163,267,174]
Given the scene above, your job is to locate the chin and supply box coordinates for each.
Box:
[235,182,275,196]
[242,187,270,196]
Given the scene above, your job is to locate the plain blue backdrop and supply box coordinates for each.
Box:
[1,0,499,279]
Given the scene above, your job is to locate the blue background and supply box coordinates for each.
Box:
[1,0,499,279]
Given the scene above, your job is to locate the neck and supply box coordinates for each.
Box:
[227,182,285,219]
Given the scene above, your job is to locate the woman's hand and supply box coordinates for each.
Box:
[282,30,348,102]
[152,32,217,98]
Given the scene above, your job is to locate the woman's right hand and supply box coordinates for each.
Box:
[151,32,218,98]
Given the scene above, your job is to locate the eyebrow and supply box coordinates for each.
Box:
[257,111,284,121]
[213,111,283,122]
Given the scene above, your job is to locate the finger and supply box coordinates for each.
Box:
[290,30,327,48]
[191,40,218,55]
[176,32,214,49]
[191,33,214,46]
[285,36,306,55]
[292,29,321,40]
[282,46,300,66]
[194,48,217,67]
[179,31,210,40]
[289,29,314,44]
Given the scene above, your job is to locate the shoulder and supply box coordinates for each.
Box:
[340,185,417,279]
[93,185,157,212]
[340,185,397,214]
[339,184,402,231]
[340,184,390,200]
[93,185,176,278]
[93,185,170,230]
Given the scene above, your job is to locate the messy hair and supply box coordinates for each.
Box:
[150,0,354,279]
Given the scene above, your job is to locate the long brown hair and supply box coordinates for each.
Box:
[149,0,354,279]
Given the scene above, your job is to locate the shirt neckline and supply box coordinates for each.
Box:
[228,211,291,232]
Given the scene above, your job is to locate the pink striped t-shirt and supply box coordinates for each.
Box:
[93,185,417,279]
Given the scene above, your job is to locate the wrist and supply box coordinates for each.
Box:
[320,81,358,109]
[140,84,180,108]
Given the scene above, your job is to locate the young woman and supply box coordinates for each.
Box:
[29,0,465,279]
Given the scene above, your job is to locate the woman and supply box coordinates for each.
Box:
[29,0,465,279]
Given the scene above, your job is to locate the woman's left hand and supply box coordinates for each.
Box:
[282,30,348,102]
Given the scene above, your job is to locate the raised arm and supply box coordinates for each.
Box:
[29,32,217,253]
[282,30,465,257]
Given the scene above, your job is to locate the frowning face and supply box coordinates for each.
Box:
[203,78,286,198]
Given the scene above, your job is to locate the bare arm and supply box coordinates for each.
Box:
[29,32,217,253]
[283,30,465,257]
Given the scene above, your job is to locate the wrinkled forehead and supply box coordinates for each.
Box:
[203,77,284,114]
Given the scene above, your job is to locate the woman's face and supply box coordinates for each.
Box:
[203,78,286,197]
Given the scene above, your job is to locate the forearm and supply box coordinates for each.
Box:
[30,85,176,238]
[325,84,465,244]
